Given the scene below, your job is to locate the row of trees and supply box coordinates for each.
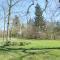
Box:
[0,0,60,41]
[1,3,59,40]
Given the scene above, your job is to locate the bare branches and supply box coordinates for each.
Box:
[11,0,22,7]
[26,0,35,15]
[26,0,48,15]
[59,0,60,3]
[7,0,22,8]
[27,3,34,14]
[42,0,48,12]
[6,0,22,41]
[0,5,6,40]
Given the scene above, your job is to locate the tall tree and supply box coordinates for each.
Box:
[7,0,21,41]
[11,15,21,37]
[0,5,6,41]
[34,3,46,32]
[54,22,60,35]
[26,18,36,38]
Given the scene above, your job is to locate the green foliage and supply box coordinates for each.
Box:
[13,15,20,27]
[11,15,21,37]
[34,3,46,31]
[4,41,11,46]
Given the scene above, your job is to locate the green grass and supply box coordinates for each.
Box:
[1,38,60,49]
[0,49,60,60]
[0,38,60,60]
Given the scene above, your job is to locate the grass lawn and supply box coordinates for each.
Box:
[0,38,60,60]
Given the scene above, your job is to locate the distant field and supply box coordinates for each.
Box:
[0,38,60,60]
[0,38,60,49]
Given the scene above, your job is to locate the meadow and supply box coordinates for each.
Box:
[0,38,60,60]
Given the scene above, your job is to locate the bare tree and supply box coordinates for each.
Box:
[27,0,48,15]
[0,5,7,41]
[6,0,22,41]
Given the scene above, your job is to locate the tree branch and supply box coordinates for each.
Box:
[11,0,22,7]
[42,0,48,12]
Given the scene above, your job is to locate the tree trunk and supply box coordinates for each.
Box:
[3,16,6,41]
[7,5,11,41]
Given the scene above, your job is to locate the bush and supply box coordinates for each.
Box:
[4,41,11,46]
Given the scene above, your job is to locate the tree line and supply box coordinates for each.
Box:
[0,3,60,40]
[0,0,60,41]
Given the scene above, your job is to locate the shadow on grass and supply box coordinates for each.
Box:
[0,46,60,51]
[0,43,60,60]
[0,46,60,60]
[9,49,59,60]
